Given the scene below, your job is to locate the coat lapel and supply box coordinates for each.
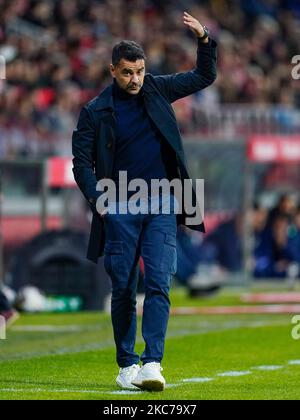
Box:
[142,79,181,155]
[94,84,117,177]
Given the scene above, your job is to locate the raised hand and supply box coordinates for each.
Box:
[183,11,208,41]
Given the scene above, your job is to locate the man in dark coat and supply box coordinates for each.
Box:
[72,11,217,392]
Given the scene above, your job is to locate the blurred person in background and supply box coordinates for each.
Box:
[202,214,243,273]
[254,214,297,278]
[266,193,298,228]
[252,202,268,240]
[289,205,300,265]
[175,215,243,297]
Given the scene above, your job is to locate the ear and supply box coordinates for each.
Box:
[109,64,115,78]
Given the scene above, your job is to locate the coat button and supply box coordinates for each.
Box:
[106,141,112,149]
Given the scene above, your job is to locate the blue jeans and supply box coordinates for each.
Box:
[103,193,178,367]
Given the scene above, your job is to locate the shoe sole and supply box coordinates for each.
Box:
[133,380,165,392]
[116,378,140,391]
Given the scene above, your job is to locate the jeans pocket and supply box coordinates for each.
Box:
[104,240,124,276]
[159,233,177,274]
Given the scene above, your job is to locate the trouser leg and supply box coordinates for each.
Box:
[139,198,177,365]
[103,211,143,368]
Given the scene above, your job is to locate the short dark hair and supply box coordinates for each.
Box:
[112,40,146,66]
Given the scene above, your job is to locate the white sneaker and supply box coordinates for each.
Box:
[116,364,141,390]
[131,362,166,391]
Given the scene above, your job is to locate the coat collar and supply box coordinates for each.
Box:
[95,75,155,111]
[95,84,114,111]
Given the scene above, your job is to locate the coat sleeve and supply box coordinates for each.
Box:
[72,106,100,212]
[153,38,217,103]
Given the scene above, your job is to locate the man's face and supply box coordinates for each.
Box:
[110,59,145,95]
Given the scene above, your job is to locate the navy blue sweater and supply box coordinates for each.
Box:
[112,79,168,198]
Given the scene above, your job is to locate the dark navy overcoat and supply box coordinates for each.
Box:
[72,39,217,263]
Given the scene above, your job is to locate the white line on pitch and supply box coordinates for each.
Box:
[108,390,143,395]
[288,360,300,365]
[0,388,106,394]
[252,365,284,371]
[2,320,287,363]
[217,371,252,377]
[12,325,102,333]
[181,378,214,383]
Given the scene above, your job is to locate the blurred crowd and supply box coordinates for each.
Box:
[0,0,300,158]
[253,194,300,279]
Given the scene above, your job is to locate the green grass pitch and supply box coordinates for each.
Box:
[0,288,300,400]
